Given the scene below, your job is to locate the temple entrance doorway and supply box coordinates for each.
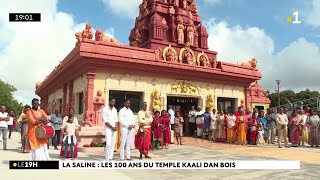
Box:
[167,96,199,136]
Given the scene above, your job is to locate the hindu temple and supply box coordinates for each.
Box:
[35,0,270,145]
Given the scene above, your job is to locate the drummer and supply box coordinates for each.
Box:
[26,98,50,160]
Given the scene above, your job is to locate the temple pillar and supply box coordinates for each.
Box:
[244,87,251,110]
[83,72,96,126]
[68,80,74,109]
[40,96,48,111]
[62,84,68,116]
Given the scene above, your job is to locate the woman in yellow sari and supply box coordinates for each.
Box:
[235,109,248,145]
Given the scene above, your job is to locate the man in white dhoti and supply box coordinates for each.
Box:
[102,97,118,161]
[119,99,135,160]
[26,98,50,160]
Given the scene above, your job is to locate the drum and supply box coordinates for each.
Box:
[35,125,55,139]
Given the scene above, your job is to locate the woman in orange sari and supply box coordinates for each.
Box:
[236,109,248,145]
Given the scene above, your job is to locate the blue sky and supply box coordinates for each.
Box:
[1,0,320,104]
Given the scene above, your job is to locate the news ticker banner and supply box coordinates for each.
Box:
[9,160,300,170]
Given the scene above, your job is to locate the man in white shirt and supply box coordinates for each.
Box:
[102,97,118,161]
[275,107,289,148]
[188,106,196,136]
[0,105,9,150]
[119,99,135,160]
[168,105,175,130]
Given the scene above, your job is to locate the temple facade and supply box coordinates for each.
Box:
[35,0,270,145]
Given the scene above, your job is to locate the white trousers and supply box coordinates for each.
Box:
[120,127,132,160]
[105,128,116,161]
[31,145,50,160]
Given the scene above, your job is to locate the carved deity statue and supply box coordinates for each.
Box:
[152,90,162,112]
[130,29,142,47]
[200,55,210,67]
[75,32,82,46]
[95,29,121,45]
[139,0,148,14]
[173,0,179,6]
[93,90,105,126]
[210,56,218,68]
[74,23,93,46]
[182,0,187,9]
[177,16,185,44]
[187,20,195,46]
[190,2,197,11]
[184,49,194,65]
[166,47,177,62]
[207,94,214,111]
[181,81,188,93]
[155,48,161,61]
[81,23,94,40]
[83,111,95,127]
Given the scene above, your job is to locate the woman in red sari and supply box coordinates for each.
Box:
[249,113,259,145]
[160,110,171,149]
[152,111,162,150]
[60,108,79,158]
[290,110,300,147]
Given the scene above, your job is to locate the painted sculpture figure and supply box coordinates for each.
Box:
[129,29,142,47]
[182,0,187,9]
[82,23,94,40]
[241,58,257,70]
[95,29,121,45]
[177,16,185,44]
[210,56,218,68]
[187,20,195,46]
[207,94,214,111]
[93,90,105,126]
[83,111,95,127]
[152,90,162,112]
[184,49,194,65]
[200,55,210,67]
[173,0,179,6]
[166,47,177,62]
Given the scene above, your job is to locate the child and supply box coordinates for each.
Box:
[61,116,80,160]
[174,111,184,145]
[226,112,236,143]
[257,123,266,146]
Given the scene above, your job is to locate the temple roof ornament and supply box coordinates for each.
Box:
[241,58,258,70]
[75,23,121,47]
[247,81,271,104]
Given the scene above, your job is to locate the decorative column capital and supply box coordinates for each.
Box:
[87,72,96,80]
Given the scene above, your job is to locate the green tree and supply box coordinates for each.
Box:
[0,79,23,115]
[267,89,320,110]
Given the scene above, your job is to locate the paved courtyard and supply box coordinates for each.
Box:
[1,132,320,180]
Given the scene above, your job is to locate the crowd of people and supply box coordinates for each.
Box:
[1,97,319,162]
[0,99,81,160]
[188,106,320,148]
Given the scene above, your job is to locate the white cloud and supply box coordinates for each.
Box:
[305,0,320,28]
[205,18,320,92]
[101,0,140,19]
[0,0,115,105]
